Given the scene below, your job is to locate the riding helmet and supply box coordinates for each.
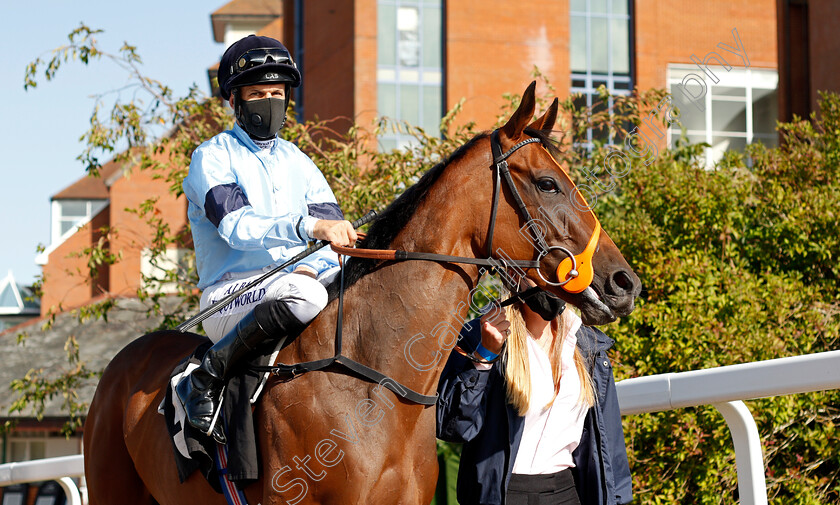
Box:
[217,35,301,100]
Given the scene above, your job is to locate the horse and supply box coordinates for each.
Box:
[83,81,641,505]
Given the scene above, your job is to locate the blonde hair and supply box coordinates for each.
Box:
[503,304,596,416]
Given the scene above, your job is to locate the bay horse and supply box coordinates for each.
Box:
[83,82,641,505]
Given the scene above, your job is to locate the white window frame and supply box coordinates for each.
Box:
[4,433,78,463]
[50,199,108,245]
[667,65,778,166]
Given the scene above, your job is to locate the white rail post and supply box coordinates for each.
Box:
[57,476,83,505]
[712,401,768,505]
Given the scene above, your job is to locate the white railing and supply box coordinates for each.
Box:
[615,349,840,505]
[0,454,84,505]
[1,350,839,505]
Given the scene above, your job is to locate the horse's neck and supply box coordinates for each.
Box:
[346,260,475,392]
[292,160,484,397]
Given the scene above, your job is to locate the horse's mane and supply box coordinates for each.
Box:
[326,132,490,298]
[325,126,562,299]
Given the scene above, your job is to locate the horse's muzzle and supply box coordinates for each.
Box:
[576,268,640,325]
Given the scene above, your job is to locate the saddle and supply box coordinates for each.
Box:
[161,337,279,490]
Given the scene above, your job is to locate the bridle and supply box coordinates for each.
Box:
[250,129,606,405]
[332,129,602,294]
[486,129,602,294]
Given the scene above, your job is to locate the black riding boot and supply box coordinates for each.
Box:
[176,310,270,444]
[176,300,307,444]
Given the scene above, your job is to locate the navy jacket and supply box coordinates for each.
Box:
[436,319,633,505]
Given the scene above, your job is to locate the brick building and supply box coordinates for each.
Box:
[207,0,836,163]
[776,0,840,123]
[31,0,835,318]
[251,0,783,158]
[35,153,189,317]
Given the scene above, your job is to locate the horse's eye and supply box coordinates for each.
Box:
[536,178,559,193]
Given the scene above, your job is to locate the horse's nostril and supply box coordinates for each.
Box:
[606,269,635,296]
[614,271,632,291]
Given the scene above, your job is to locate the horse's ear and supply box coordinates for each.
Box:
[528,97,559,135]
[501,81,537,141]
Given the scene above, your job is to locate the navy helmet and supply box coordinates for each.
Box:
[217,35,301,100]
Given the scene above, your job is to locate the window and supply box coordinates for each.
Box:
[570,0,633,147]
[5,434,77,464]
[0,272,39,330]
[141,248,193,294]
[668,66,778,165]
[9,439,46,461]
[51,199,107,244]
[0,283,20,311]
[1,484,29,505]
[377,0,444,151]
[34,481,67,505]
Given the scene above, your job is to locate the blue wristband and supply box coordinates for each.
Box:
[475,343,499,361]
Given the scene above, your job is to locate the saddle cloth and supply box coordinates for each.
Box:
[160,339,280,490]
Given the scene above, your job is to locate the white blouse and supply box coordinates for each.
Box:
[511,315,588,475]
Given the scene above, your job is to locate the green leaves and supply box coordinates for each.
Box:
[23,24,103,90]
[601,93,840,503]
[8,351,100,438]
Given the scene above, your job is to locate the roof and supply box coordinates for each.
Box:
[0,296,188,420]
[256,14,284,40]
[0,272,39,316]
[210,0,283,43]
[51,157,125,201]
[212,0,282,18]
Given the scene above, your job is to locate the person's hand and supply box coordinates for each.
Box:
[293,266,317,279]
[479,307,511,355]
[312,219,358,246]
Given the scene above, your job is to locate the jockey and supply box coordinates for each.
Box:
[177,34,357,444]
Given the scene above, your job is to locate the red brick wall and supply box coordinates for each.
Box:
[259,15,285,41]
[300,1,357,129]
[445,1,570,129]
[635,0,778,92]
[273,0,784,143]
[107,157,188,297]
[354,0,378,128]
[40,207,110,316]
[290,0,569,133]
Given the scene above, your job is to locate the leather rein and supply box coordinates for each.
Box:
[253,129,576,405]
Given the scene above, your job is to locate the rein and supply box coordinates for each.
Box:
[252,129,599,406]
[323,131,557,277]
[328,243,539,269]
[252,253,439,405]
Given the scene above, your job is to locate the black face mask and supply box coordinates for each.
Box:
[237,96,287,140]
[522,290,567,321]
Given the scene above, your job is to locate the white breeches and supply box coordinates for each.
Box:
[199,267,338,343]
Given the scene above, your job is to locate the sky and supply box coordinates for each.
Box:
[1,0,227,287]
